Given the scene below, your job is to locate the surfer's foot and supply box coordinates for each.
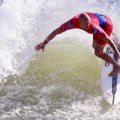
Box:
[109,65,120,76]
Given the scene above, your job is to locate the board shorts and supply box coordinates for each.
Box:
[93,14,113,46]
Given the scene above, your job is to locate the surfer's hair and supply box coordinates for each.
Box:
[79,13,88,20]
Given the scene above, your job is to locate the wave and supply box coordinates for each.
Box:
[0,0,120,119]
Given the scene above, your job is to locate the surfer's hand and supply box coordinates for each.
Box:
[35,39,48,51]
[35,42,46,51]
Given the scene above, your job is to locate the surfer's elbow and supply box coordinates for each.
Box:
[103,36,116,48]
[102,35,112,44]
[95,50,103,57]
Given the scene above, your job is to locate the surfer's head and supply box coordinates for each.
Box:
[79,13,90,30]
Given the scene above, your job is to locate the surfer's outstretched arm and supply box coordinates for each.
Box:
[43,28,63,45]
[35,19,74,51]
[35,28,63,51]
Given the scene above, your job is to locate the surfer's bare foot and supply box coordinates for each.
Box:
[109,66,120,76]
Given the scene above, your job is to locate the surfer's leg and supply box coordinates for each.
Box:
[93,41,120,76]
[93,16,120,76]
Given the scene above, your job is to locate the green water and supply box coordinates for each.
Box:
[1,41,106,119]
[35,41,100,94]
[8,41,101,94]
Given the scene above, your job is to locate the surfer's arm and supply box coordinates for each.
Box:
[43,28,63,45]
[103,35,120,55]
[93,25,120,55]
[35,19,74,51]
[43,19,74,45]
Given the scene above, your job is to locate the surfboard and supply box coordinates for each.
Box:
[101,44,120,105]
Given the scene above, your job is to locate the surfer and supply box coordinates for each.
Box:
[35,12,120,76]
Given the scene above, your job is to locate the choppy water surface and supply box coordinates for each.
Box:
[0,0,120,119]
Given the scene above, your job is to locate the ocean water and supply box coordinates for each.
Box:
[0,0,120,120]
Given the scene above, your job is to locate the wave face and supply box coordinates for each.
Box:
[0,0,120,78]
[0,0,120,119]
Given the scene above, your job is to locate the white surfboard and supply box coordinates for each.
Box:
[101,44,120,105]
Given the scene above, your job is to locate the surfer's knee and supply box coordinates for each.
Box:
[94,50,103,57]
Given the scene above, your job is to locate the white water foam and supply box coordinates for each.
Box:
[1,85,120,120]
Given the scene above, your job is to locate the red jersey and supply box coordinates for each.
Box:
[59,12,113,45]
